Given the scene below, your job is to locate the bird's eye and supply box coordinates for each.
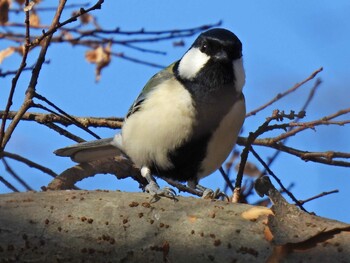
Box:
[201,42,208,53]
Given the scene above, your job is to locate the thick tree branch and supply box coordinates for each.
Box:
[0,190,349,262]
[47,156,145,191]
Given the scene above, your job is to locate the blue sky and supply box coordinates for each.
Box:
[1,1,350,223]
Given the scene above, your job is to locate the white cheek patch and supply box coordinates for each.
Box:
[233,58,245,92]
[178,47,210,80]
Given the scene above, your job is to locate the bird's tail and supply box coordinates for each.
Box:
[54,134,125,163]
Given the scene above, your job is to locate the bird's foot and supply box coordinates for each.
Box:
[145,181,177,200]
[141,166,177,200]
[196,185,229,200]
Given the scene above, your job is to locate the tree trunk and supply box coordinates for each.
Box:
[0,190,349,262]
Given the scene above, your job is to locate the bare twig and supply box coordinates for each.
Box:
[2,151,58,178]
[33,95,101,139]
[1,0,68,150]
[260,143,350,167]
[161,177,202,197]
[0,60,50,78]
[0,175,19,192]
[219,166,234,192]
[0,111,123,129]
[237,136,350,167]
[1,158,33,191]
[0,0,32,150]
[9,3,90,13]
[234,110,301,199]
[29,0,105,48]
[43,122,85,143]
[249,147,307,212]
[298,189,339,205]
[268,107,350,144]
[246,67,323,117]
[259,78,322,175]
[111,52,165,68]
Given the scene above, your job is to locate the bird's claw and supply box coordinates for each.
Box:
[145,181,177,200]
[201,187,229,201]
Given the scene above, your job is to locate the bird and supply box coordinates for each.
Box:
[54,28,246,198]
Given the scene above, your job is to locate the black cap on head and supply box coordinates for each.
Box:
[194,28,242,60]
[200,28,240,43]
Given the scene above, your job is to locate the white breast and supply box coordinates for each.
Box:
[121,78,196,170]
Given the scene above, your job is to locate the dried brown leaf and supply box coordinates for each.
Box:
[235,161,261,177]
[0,0,10,25]
[15,0,25,5]
[85,48,99,63]
[0,47,15,64]
[85,44,111,82]
[62,31,73,41]
[80,13,93,24]
[29,11,40,26]
[14,45,25,56]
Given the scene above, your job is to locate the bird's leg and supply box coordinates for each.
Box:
[141,166,176,199]
[188,180,228,200]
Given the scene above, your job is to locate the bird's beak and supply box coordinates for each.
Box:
[214,50,229,61]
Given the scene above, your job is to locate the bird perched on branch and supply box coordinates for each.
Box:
[55,28,246,198]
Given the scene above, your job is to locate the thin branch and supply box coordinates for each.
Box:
[1,21,221,58]
[249,146,307,212]
[0,111,123,129]
[262,143,350,167]
[239,137,350,167]
[0,0,31,150]
[234,110,293,197]
[1,158,33,191]
[268,107,350,144]
[298,189,339,205]
[0,175,19,192]
[9,3,91,13]
[43,122,85,143]
[88,22,222,36]
[2,151,58,178]
[0,60,51,78]
[161,177,202,197]
[246,67,323,117]
[233,110,307,202]
[33,96,101,139]
[259,78,322,175]
[0,0,68,150]
[29,0,105,48]
[121,43,166,55]
[219,166,234,192]
[111,52,165,69]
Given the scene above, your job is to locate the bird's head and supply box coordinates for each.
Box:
[176,28,243,86]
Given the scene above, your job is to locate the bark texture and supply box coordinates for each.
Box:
[0,190,349,262]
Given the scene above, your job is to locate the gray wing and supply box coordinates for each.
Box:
[54,135,125,163]
[126,62,177,118]
[55,63,177,163]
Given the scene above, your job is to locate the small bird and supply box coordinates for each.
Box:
[55,28,246,198]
